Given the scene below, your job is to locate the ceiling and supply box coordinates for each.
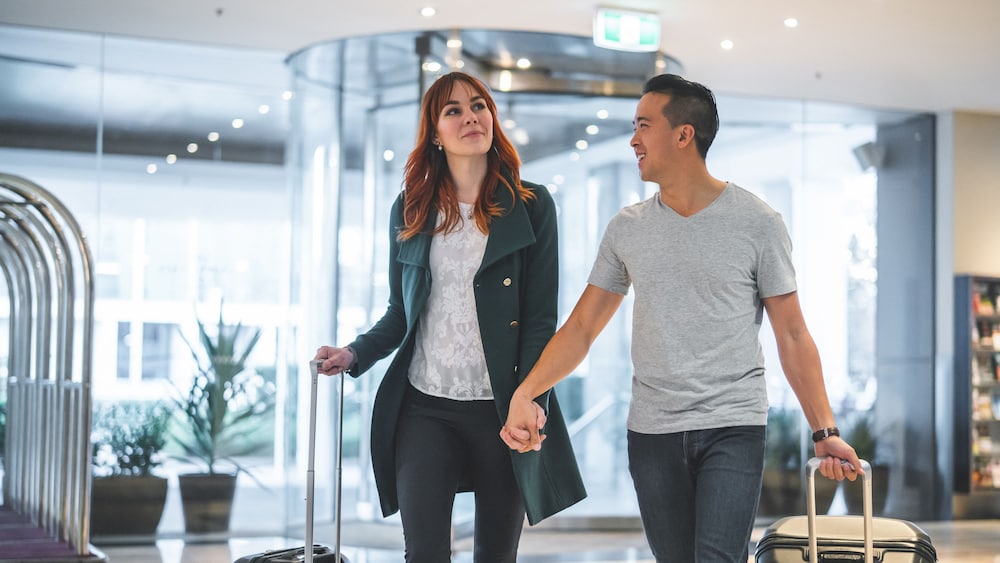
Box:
[1,0,997,116]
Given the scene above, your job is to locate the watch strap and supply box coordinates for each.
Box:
[811,426,840,443]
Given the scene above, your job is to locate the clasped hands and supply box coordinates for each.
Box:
[499,393,548,453]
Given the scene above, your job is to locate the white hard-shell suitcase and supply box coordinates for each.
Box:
[755,458,936,563]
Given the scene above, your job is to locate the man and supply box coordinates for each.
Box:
[500,74,861,562]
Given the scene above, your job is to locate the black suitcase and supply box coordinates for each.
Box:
[234,545,340,563]
[234,360,350,563]
[754,458,936,563]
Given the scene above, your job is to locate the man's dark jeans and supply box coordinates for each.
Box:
[628,425,766,562]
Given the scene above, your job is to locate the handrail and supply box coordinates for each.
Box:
[566,393,619,438]
[0,172,96,556]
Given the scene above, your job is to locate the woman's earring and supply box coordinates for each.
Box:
[436,143,443,151]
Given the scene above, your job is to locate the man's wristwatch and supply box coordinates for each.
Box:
[811,426,840,443]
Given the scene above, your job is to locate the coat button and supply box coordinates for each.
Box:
[509,320,519,328]
[503,277,512,287]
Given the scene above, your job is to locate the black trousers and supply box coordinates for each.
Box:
[395,384,525,563]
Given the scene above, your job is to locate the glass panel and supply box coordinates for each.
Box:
[115,321,130,380]
[0,23,293,534]
[0,22,940,539]
[512,95,647,517]
[140,322,175,381]
[287,30,924,525]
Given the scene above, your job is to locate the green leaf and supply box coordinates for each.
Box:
[168,304,274,476]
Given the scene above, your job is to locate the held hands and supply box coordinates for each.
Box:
[313,345,354,376]
[499,394,547,453]
[814,436,864,481]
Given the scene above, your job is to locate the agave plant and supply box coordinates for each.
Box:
[171,307,275,476]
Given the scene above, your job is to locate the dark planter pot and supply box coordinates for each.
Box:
[178,473,238,533]
[843,463,889,515]
[758,468,838,517]
[90,475,169,537]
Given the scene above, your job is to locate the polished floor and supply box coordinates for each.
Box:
[92,519,1000,562]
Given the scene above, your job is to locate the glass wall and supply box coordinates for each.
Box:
[0,25,295,534]
[0,23,938,540]
[285,30,927,525]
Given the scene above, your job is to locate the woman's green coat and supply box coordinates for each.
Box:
[346,180,586,525]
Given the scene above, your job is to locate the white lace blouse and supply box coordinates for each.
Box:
[408,202,493,400]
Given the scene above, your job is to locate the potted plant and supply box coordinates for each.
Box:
[759,407,837,517]
[842,409,890,514]
[90,400,171,537]
[170,306,276,533]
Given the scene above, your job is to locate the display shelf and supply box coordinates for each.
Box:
[955,275,1000,504]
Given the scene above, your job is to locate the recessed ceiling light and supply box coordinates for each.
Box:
[420,6,436,17]
[258,104,270,114]
[207,132,220,142]
[586,125,599,135]
[516,58,531,69]
[721,39,735,50]
[383,149,395,162]
[498,70,513,92]
[575,139,589,150]
[165,154,177,164]
[187,143,199,153]
[784,18,799,28]
[596,109,609,120]
[146,164,158,174]
[232,118,244,129]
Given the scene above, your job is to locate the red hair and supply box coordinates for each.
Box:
[399,72,534,240]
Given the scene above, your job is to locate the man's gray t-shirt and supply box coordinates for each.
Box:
[588,183,797,434]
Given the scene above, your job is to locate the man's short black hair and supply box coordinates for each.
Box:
[642,74,720,159]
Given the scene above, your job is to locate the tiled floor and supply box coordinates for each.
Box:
[91,519,1000,562]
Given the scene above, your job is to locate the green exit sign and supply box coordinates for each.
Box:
[593,7,661,52]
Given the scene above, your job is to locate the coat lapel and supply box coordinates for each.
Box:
[395,221,432,269]
[479,181,535,273]
[395,183,536,274]
[394,207,434,333]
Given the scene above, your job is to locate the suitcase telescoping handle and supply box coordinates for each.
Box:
[306,360,347,563]
[806,457,873,563]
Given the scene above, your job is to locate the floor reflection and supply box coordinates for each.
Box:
[93,520,1000,563]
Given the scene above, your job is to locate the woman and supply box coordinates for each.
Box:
[313,71,586,562]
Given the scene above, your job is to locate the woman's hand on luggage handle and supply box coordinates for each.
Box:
[814,436,864,481]
[499,396,547,453]
[313,346,354,375]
